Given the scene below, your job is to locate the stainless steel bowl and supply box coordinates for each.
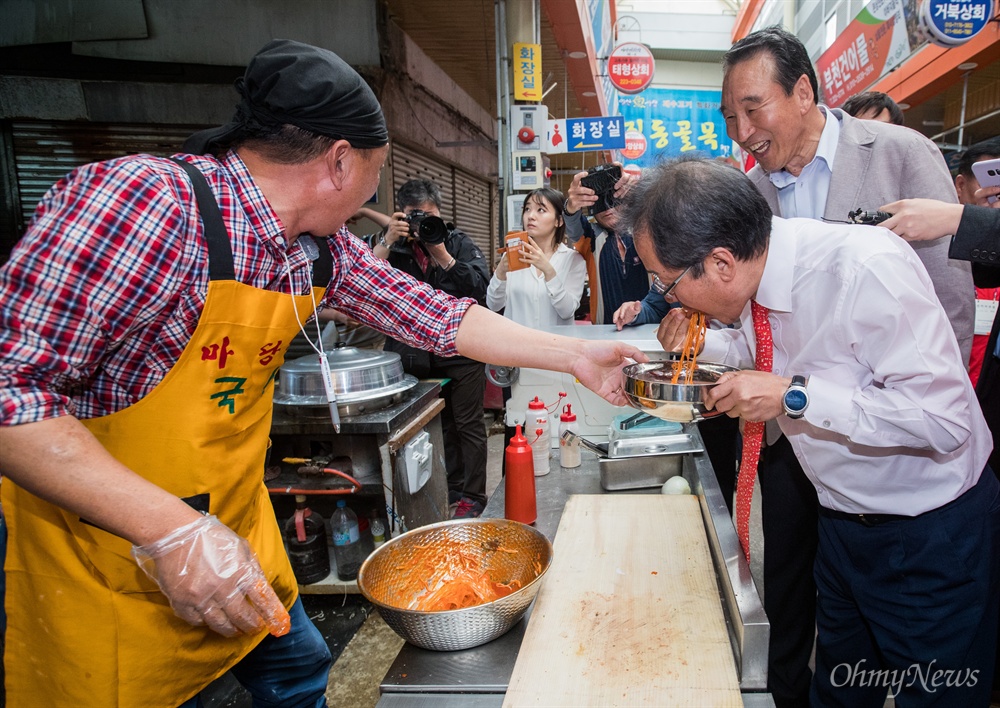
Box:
[622,361,741,422]
[357,518,553,651]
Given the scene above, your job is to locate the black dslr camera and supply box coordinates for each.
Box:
[405,210,449,245]
[580,164,623,215]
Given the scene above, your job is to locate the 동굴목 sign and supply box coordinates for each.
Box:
[607,42,655,95]
[817,0,909,108]
[513,43,542,101]
[615,89,730,170]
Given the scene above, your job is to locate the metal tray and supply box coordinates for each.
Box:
[598,455,684,491]
[606,433,704,459]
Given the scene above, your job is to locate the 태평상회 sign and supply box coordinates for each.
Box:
[607,42,655,95]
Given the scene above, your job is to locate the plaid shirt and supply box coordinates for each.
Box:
[0,151,472,426]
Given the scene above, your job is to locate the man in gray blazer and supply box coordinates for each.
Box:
[720,27,975,708]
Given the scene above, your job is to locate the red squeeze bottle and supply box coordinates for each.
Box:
[505,424,537,525]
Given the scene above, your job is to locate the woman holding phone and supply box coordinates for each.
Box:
[487,187,586,328]
[487,187,587,464]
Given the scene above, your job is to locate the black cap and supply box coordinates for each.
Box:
[184,39,388,155]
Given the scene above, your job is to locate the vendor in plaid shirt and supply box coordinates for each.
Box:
[0,40,644,707]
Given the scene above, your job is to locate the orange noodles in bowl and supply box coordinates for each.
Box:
[671,312,707,384]
[388,538,538,612]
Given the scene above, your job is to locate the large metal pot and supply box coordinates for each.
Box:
[273,346,418,417]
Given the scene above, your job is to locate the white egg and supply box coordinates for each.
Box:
[661,476,691,495]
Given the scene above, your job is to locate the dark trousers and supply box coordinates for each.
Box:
[180,597,332,708]
[435,359,488,505]
[760,435,819,708]
[811,469,1000,708]
[699,415,739,515]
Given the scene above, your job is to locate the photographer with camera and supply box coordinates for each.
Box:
[372,179,491,518]
[563,163,646,325]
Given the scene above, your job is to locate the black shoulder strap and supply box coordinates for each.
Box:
[310,236,333,288]
[167,157,236,281]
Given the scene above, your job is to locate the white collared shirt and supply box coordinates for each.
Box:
[701,217,990,515]
[768,105,841,220]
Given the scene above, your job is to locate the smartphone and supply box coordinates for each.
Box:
[971,157,1000,204]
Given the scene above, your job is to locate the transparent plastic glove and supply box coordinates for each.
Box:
[132,514,291,638]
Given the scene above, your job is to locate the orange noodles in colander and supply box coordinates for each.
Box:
[671,312,707,384]
[387,538,541,612]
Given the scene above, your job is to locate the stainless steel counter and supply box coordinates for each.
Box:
[378,428,771,705]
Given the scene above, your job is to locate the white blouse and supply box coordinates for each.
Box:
[486,243,587,328]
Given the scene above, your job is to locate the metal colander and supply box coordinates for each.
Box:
[357,518,553,651]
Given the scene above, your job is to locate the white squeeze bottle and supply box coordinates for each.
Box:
[525,396,550,476]
[559,404,581,468]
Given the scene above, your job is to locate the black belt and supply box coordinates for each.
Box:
[818,507,913,527]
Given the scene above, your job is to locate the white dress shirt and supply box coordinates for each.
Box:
[701,217,990,515]
[768,105,840,220]
[486,243,587,328]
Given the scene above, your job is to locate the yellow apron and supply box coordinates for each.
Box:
[2,159,329,707]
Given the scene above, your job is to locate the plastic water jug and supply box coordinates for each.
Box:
[284,495,330,584]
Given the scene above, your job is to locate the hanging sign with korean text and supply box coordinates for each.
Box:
[607,42,655,95]
[816,0,910,108]
[514,43,542,101]
[615,89,730,169]
[920,0,992,47]
[546,117,626,153]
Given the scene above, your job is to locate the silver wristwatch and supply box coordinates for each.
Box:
[782,375,809,419]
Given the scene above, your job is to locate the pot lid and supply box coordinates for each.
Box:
[279,345,401,374]
[273,345,418,408]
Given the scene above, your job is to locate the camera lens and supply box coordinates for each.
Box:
[418,216,448,245]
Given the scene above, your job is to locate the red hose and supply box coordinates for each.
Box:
[267,467,363,496]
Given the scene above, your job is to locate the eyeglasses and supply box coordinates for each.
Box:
[651,266,691,300]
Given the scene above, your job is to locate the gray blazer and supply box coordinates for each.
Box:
[748,108,975,364]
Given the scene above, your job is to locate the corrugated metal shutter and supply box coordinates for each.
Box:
[11,121,199,225]
[390,140,496,262]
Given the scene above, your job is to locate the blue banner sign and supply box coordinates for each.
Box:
[615,88,732,169]
[565,116,626,152]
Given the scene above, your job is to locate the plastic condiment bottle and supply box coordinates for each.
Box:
[505,424,537,525]
[525,396,550,476]
[371,517,387,548]
[559,404,581,468]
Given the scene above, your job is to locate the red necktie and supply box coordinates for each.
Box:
[735,300,772,562]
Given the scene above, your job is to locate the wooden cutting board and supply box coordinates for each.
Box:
[503,494,741,707]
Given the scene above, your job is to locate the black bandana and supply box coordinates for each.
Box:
[184,39,388,154]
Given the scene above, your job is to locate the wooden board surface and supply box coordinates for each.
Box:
[503,494,741,707]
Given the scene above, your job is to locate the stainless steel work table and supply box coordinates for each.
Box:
[377,425,772,707]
